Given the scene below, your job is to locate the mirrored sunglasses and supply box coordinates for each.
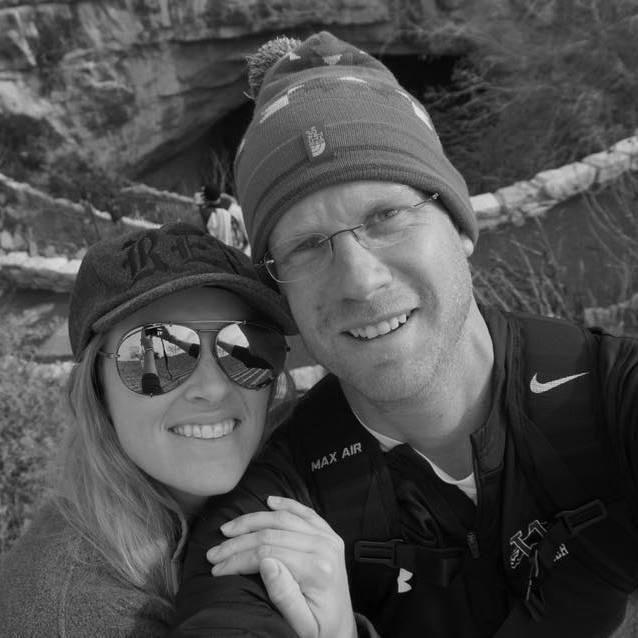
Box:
[100,321,287,395]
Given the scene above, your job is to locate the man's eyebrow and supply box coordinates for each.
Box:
[363,194,423,213]
[274,217,324,238]
[272,190,422,238]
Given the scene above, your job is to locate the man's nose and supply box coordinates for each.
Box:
[329,231,393,300]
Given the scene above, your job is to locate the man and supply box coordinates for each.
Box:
[171,32,638,637]
[196,184,250,253]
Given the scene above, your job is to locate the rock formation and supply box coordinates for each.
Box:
[0,0,501,180]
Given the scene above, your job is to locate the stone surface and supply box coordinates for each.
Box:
[118,184,201,226]
[0,170,160,256]
[582,151,632,186]
[36,319,73,362]
[584,292,638,338]
[0,229,14,250]
[611,135,638,171]
[0,251,79,291]
[494,180,547,221]
[533,162,597,201]
[0,0,505,177]
[471,192,502,219]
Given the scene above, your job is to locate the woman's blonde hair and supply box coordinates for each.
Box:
[52,336,185,607]
[51,331,296,605]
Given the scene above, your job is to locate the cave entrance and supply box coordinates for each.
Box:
[199,100,254,196]
[138,52,465,197]
[136,100,254,197]
[377,52,461,98]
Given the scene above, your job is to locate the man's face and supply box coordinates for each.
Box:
[268,181,475,403]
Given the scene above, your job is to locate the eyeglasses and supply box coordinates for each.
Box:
[262,193,440,283]
[99,321,287,396]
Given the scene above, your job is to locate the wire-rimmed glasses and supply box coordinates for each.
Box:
[262,193,441,283]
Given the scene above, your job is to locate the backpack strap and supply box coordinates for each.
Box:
[287,375,394,536]
[286,375,397,608]
[511,313,613,501]
[505,313,638,621]
[288,374,465,615]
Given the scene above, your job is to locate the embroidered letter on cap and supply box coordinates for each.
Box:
[303,125,327,159]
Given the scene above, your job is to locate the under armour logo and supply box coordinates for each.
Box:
[303,126,326,159]
[397,568,413,593]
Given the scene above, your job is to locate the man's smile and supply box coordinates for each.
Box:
[345,310,414,340]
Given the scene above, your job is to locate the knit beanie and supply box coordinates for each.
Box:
[234,31,477,263]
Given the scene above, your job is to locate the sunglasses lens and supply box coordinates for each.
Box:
[115,322,286,394]
[215,323,286,389]
[116,324,200,395]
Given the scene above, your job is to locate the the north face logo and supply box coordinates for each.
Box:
[304,126,326,159]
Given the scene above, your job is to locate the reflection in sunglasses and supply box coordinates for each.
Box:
[105,322,286,395]
[219,323,249,348]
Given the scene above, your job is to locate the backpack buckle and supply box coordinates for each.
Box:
[555,500,607,536]
[536,500,608,570]
[354,539,402,567]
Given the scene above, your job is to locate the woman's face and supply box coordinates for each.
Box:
[100,287,273,512]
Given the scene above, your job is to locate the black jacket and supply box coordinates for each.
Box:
[172,308,638,637]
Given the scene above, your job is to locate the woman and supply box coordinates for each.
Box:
[0,222,296,635]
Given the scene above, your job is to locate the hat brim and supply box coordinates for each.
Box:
[92,272,297,336]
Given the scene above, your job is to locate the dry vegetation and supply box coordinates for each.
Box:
[418,0,638,194]
[0,300,67,554]
[472,173,638,329]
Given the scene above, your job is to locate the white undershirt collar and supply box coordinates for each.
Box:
[353,411,477,504]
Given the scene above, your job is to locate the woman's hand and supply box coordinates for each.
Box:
[206,496,357,638]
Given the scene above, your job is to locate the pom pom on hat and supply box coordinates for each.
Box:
[235,31,478,263]
[247,36,302,99]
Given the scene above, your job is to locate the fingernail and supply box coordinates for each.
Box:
[206,547,218,561]
[220,521,233,534]
[267,495,280,507]
[211,563,223,576]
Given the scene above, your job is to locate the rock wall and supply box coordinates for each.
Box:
[2,130,636,292]
[0,0,495,176]
[0,171,196,260]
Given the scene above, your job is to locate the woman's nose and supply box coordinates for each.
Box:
[181,340,234,403]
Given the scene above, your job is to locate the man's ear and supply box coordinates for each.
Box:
[460,235,474,258]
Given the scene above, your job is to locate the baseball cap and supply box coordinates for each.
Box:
[68,222,296,360]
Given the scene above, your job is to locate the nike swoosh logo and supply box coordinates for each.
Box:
[530,372,589,394]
